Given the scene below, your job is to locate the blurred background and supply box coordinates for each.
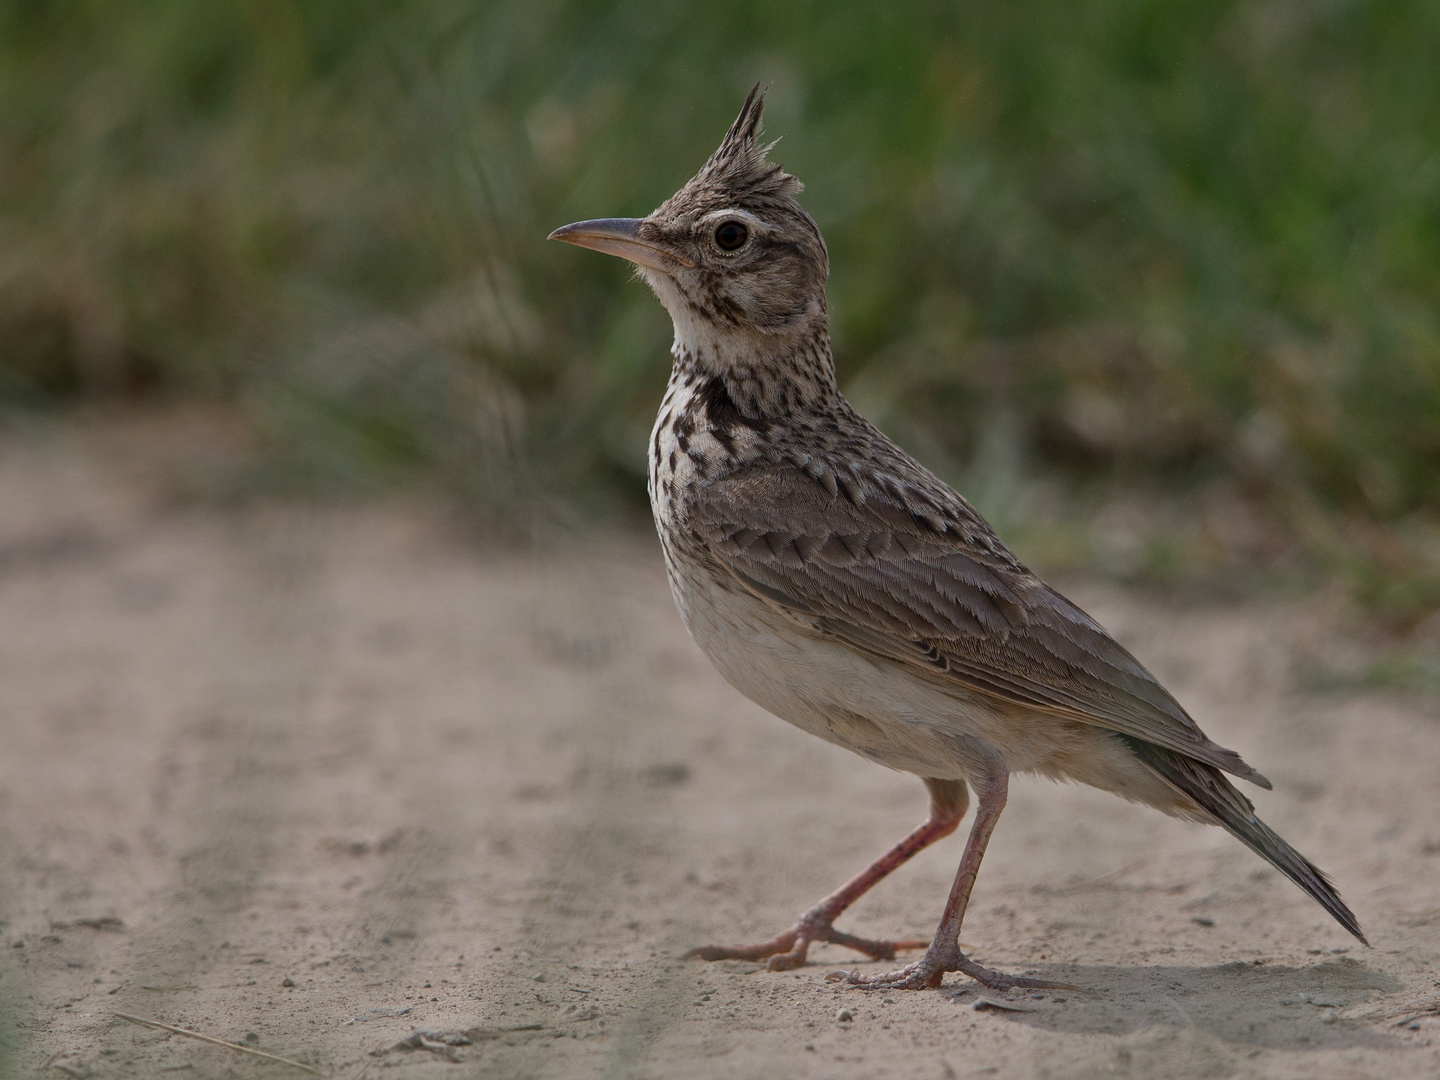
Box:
[2,0,1438,632]
[5,7,1440,1074]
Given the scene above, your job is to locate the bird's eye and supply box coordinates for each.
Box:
[714,221,749,251]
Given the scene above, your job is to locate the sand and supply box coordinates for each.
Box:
[1,415,1438,1079]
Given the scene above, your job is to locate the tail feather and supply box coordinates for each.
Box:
[1118,735,1366,944]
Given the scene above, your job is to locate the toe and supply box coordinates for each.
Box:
[766,950,807,972]
[823,928,929,961]
[683,945,734,961]
[826,963,940,991]
[952,954,1080,992]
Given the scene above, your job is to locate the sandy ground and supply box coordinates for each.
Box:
[1,417,1439,1080]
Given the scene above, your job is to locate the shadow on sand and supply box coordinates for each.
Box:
[943,957,1401,1053]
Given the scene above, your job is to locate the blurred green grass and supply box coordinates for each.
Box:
[2,0,1437,615]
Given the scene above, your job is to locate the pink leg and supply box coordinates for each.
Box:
[830,771,1075,992]
[687,778,969,971]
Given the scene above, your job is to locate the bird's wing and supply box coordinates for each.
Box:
[692,461,1270,787]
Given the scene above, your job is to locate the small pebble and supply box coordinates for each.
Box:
[1190,916,1215,927]
[281,977,295,988]
[835,1008,854,1023]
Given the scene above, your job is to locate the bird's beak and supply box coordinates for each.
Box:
[547,218,694,272]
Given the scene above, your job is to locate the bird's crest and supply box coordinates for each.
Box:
[694,85,803,202]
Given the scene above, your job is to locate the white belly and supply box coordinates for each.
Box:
[662,546,1043,781]
[659,550,1188,818]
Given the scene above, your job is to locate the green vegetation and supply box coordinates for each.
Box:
[2,1,1437,608]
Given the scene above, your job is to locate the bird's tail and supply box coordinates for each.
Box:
[1118,735,1366,944]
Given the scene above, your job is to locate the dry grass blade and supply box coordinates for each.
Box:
[111,1013,320,1075]
[1032,859,1149,896]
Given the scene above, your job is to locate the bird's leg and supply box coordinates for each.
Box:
[686,778,969,971]
[830,770,1075,992]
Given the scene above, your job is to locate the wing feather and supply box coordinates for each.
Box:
[694,462,1271,788]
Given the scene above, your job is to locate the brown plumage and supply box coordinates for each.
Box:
[549,86,1363,991]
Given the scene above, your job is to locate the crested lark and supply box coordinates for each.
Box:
[550,87,1364,991]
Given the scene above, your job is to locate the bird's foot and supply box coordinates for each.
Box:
[827,938,1078,992]
[685,910,927,972]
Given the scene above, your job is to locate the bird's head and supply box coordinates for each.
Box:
[550,86,829,369]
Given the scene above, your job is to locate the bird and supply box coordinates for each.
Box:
[548,86,1364,992]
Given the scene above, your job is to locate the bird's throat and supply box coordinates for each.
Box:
[668,324,840,424]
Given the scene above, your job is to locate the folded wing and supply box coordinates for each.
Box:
[693,461,1271,788]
